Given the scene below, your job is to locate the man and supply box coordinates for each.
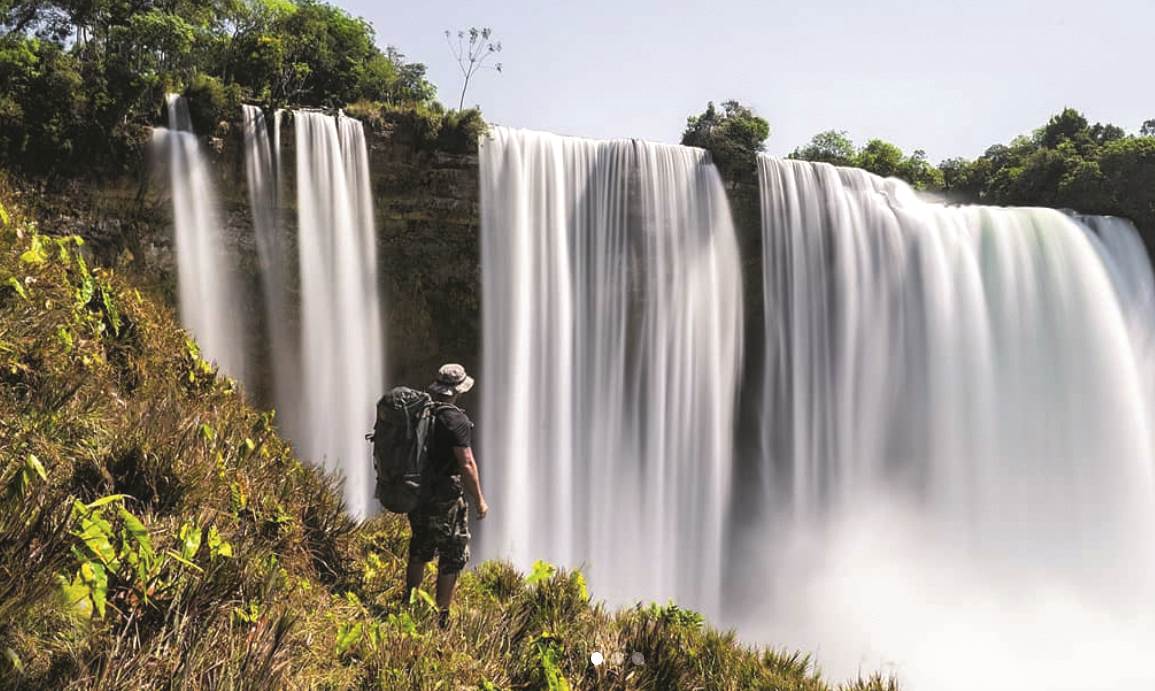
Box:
[403,363,489,627]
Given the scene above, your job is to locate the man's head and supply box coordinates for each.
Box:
[427,363,475,403]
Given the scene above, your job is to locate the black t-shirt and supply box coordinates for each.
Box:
[424,405,473,500]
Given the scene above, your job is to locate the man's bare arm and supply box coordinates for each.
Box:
[453,446,488,519]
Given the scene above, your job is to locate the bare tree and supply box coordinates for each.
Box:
[445,27,502,110]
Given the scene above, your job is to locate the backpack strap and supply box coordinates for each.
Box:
[430,402,463,425]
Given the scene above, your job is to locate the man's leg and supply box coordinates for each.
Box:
[405,510,435,605]
[404,555,427,604]
[434,498,471,627]
[435,570,458,627]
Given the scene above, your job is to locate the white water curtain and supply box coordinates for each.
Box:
[479,127,743,615]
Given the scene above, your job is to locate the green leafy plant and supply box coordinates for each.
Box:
[409,586,437,612]
[526,559,556,586]
[5,453,47,498]
[334,621,363,656]
[18,234,47,265]
[233,601,261,625]
[646,600,704,630]
[533,631,571,691]
[4,276,28,301]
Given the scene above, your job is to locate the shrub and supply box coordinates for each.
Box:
[183,74,241,136]
[682,100,771,183]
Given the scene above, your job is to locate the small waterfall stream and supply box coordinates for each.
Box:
[293,111,385,518]
[152,94,249,384]
[241,105,298,432]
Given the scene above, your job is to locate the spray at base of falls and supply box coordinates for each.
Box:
[746,156,1155,690]
[152,94,249,384]
[479,127,744,617]
[293,111,384,518]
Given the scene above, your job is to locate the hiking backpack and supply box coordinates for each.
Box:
[368,386,438,513]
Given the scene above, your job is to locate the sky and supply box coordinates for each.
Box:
[346,0,1153,162]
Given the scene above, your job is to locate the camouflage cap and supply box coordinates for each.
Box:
[428,363,475,396]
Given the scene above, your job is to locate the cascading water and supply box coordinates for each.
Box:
[747,156,1155,690]
[152,94,248,383]
[293,111,384,517]
[478,127,744,615]
[241,105,298,429]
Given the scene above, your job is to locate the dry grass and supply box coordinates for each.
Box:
[0,178,896,690]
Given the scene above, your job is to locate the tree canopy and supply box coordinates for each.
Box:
[681,100,770,183]
[788,131,944,190]
[0,0,438,176]
[789,108,1155,246]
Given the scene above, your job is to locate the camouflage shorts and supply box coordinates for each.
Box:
[407,495,470,574]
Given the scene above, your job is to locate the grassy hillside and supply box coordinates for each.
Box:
[0,179,895,690]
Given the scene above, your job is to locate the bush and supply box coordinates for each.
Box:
[0,38,85,176]
[347,101,488,154]
[438,108,488,154]
[183,74,240,136]
[682,100,771,183]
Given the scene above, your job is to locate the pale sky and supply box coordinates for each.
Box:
[347,0,1152,162]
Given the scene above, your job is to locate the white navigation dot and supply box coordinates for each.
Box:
[590,651,604,666]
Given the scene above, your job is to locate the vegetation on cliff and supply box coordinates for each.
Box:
[679,99,1155,243]
[788,109,1155,241]
[0,182,894,689]
[681,101,772,183]
[0,0,464,178]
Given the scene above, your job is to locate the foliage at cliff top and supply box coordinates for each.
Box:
[0,0,445,177]
[345,101,488,156]
[788,109,1155,242]
[0,180,895,689]
[681,100,771,183]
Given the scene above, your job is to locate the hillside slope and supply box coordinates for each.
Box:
[0,180,895,690]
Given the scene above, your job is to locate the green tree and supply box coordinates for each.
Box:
[939,157,976,196]
[1100,136,1155,233]
[0,36,84,177]
[1037,107,1090,149]
[681,100,770,182]
[854,139,905,179]
[0,0,441,175]
[277,0,378,105]
[789,130,855,166]
[357,47,436,105]
[898,149,944,191]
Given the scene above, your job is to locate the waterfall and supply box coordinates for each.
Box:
[152,94,248,383]
[241,105,298,430]
[293,111,385,518]
[479,127,744,615]
[749,156,1155,690]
